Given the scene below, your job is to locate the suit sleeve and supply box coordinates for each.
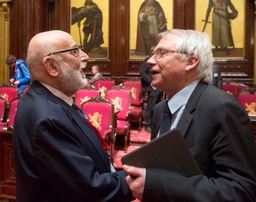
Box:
[144,98,256,202]
[33,117,134,202]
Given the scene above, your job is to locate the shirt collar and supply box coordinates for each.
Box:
[168,80,200,114]
[40,82,73,106]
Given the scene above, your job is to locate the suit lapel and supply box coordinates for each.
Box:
[31,80,111,172]
[176,82,208,137]
[67,105,111,172]
[176,109,193,137]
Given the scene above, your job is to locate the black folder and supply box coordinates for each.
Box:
[121,128,202,177]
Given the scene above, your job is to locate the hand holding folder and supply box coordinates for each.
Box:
[121,128,202,177]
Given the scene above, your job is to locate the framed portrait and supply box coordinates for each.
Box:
[70,0,109,59]
[129,0,174,59]
[195,0,245,59]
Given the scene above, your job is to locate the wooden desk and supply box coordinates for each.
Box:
[0,127,16,200]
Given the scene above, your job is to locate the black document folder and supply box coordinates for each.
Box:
[121,128,202,177]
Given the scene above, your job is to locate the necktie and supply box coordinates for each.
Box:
[72,103,109,151]
[159,101,172,135]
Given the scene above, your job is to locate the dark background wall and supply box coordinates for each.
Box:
[8,0,256,85]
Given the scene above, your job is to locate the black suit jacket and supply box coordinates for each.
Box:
[12,80,134,202]
[146,81,256,202]
[139,57,154,93]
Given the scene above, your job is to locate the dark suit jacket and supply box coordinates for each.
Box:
[147,81,256,202]
[12,80,134,202]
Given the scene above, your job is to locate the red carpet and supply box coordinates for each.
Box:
[129,128,151,144]
[113,128,151,169]
[111,128,149,202]
[113,145,140,169]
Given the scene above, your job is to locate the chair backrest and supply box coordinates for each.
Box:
[94,79,115,97]
[0,86,18,105]
[237,93,256,115]
[105,86,132,120]
[22,86,29,94]
[123,79,142,106]
[81,96,115,137]
[222,83,242,97]
[74,87,101,107]
[6,98,19,127]
[0,97,6,122]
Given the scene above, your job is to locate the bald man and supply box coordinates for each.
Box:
[12,30,134,202]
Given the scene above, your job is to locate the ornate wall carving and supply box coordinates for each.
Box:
[0,0,13,85]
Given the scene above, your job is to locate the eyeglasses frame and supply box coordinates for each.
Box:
[151,49,187,59]
[47,46,80,57]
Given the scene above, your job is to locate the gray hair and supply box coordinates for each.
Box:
[156,29,213,82]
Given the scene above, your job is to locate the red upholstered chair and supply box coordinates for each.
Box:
[6,98,19,127]
[93,78,115,97]
[105,86,132,152]
[0,86,18,105]
[74,86,101,108]
[222,83,248,98]
[123,78,143,131]
[81,96,116,159]
[0,97,6,126]
[237,93,256,115]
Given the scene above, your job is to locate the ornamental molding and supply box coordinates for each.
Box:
[0,0,13,21]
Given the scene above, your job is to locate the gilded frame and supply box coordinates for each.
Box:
[129,0,174,59]
[193,0,254,83]
[70,0,109,59]
[195,0,245,59]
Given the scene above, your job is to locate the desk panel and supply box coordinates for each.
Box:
[0,127,16,200]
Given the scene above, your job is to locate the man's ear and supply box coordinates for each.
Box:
[43,57,59,77]
[185,55,199,71]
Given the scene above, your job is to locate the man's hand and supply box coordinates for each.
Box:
[123,165,146,201]
[10,79,14,83]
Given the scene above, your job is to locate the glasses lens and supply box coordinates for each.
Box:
[71,47,79,57]
[155,49,161,59]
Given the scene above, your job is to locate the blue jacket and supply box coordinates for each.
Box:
[11,59,30,94]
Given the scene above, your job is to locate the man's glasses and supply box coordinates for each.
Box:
[47,46,80,57]
[151,49,187,59]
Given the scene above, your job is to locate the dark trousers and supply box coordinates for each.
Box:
[144,89,162,128]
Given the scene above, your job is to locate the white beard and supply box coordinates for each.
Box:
[59,62,88,95]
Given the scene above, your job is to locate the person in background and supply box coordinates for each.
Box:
[90,64,103,85]
[5,54,30,94]
[211,64,223,89]
[12,30,134,202]
[139,46,162,133]
[123,29,256,202]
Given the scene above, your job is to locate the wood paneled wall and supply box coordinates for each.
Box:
[5,0,256,85]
